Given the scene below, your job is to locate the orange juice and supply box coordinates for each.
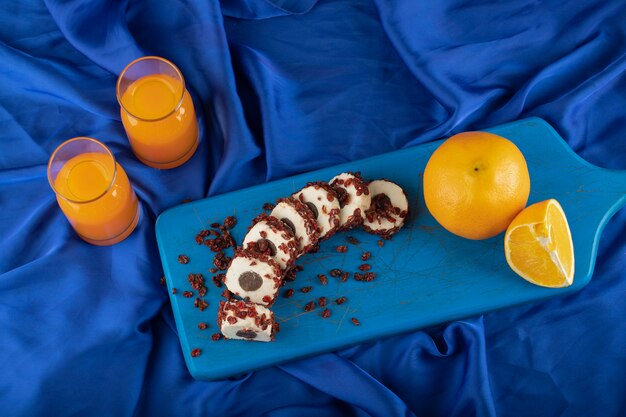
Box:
[120,73,198,169]
[54,152,140,245]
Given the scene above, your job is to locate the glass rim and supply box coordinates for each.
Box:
[47,137,118,204]
[116,56,186,122]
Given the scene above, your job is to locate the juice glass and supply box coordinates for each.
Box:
[116,56,199,169]
[47,137,140,246]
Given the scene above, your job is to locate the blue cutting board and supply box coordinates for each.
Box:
[155,117,626,380]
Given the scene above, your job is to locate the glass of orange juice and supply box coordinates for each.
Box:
[47,137,141,246]
[116,56,199,169]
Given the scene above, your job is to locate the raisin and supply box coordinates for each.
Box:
[191,348,201,357]
[336,296,347,305]
[330,269,342,278]
[194,298,208,311]
[178,254,190,264]
[224,216,237,229]
[321,308,331,319]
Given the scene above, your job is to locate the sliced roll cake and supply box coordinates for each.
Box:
[293,181,341,240]
[329,172,371,230]
[243,213,298,270]
[270,197,320,257]
[363,179,409,238]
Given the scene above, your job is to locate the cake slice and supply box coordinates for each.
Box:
[218,300,279,342]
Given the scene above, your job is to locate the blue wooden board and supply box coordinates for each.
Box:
[155,117,626,381]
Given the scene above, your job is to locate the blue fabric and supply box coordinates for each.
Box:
[1,0,624,416]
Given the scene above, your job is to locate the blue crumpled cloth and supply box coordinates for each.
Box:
[1,0,624,416]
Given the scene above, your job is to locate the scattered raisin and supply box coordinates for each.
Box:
[321,308,331,319]
[361,252,371,261]
[341,272,349,282]
[191,348,201,357]
[263,202,275,211]
[318,274,328,286]
[284,289,295,298]
[224,216,237,229]
[304,301,316,312]
[221,289,233,300]
[198,322,208,330]
[359,264,371,271]
[209,268,218,273]
[160,276,166,286]
[183,291,194,298]
[171,288,177,294]
[330,269,342,278]
[300,286,313,293]
[211,333,222,341]
[336,296,347,305]
[178,254,190,264]
[187,273,207,297]
[213,252,231,270]
[194,298,209,311]
[318,297,327,307]
[377,240,384,247]
[347,236,359,245]
[351,317,361,326]
[364,272,375,281]
[336,245,348,253]
[212,274,225,288]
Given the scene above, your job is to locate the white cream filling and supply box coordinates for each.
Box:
[294,186,340,238]
[243,220,295,269]
[224,256,279,306]
[330,173,371,226]
[219,305,274,342]
[271,201,312,255]
[364,180,408,231]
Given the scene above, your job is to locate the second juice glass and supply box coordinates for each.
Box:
[117,56,198,169]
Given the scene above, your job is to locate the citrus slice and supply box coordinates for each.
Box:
[504,199,575,288]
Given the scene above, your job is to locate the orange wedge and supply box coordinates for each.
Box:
[504,199,575,288]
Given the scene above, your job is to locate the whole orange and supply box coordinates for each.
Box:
[423,131,530,240]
